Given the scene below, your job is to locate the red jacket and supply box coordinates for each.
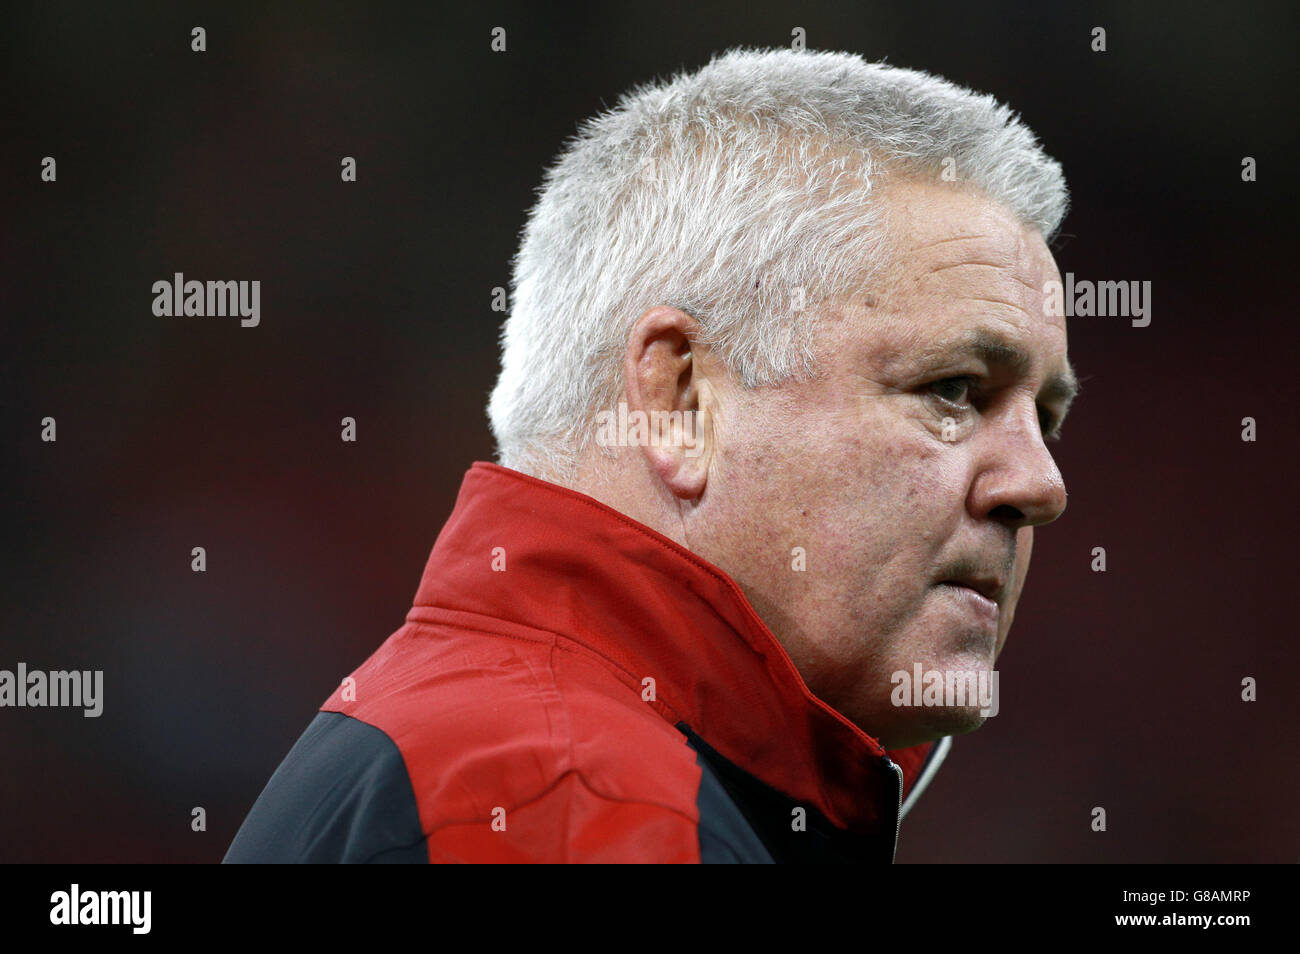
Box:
[225,462,950,863]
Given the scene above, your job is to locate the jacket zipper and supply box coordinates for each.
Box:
[882,755,904,862]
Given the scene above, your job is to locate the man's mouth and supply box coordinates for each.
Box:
[936,580,1002,624]
[938,576,1002,605]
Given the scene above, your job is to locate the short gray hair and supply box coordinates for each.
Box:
[488,47,1068,480]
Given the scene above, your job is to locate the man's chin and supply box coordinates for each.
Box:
[874,705,990,751]
[859,651,1001,748]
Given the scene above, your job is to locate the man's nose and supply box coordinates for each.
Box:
[969,404,1068,529]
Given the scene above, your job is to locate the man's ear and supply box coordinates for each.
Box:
[622,306,715,501]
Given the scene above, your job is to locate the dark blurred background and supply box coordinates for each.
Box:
[3,1,1297,863]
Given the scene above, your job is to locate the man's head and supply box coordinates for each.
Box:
[489,48,1076,749]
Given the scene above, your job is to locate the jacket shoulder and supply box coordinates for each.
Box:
[254,620,707,862]
[223,710,426,863]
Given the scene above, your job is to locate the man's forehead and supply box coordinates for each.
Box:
[869,180,1065,329]
[822,179,1074,406]
[881,179,1059,282]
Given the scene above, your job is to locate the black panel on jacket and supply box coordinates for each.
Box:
[692,744,776,863]
[679,723,894,864]
[223,711,427,864]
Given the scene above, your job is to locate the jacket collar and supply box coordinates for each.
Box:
[409,462,944,836]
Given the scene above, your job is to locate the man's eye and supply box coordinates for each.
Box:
[1039,407,1063,442]
[928,377,973,404]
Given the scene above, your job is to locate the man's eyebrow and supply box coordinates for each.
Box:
[965,329,1031,375]
[943,329,1080,409]
[1041,364,1080,409]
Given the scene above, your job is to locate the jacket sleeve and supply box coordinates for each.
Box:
[223,711,427,863]
[225,711,707,863]
[424,769,702,863]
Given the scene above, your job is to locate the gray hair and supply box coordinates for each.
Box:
[488,47,1068,481]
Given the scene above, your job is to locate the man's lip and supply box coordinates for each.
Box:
[939,578,1002,605]
[937,582,1000,625]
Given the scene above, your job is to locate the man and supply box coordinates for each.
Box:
[225,47,1075,863]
